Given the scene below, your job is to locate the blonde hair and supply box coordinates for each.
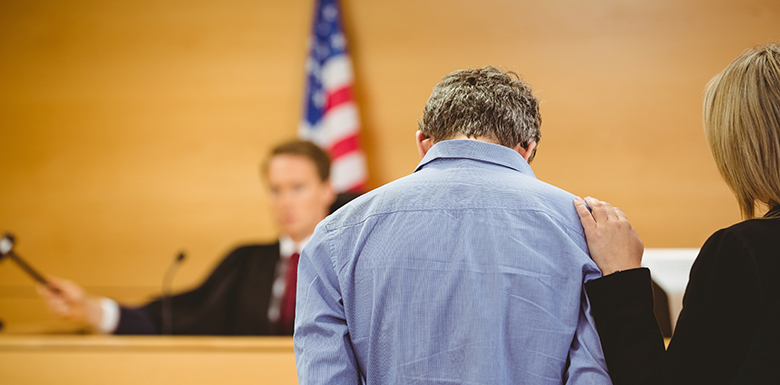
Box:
[703,43,780,219]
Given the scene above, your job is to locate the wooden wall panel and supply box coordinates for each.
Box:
[1,0,779,325]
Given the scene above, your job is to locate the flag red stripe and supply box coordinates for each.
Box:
[329,134,360,160]
[324,85,353,113]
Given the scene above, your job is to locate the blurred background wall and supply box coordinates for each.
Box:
[1,0,779,327]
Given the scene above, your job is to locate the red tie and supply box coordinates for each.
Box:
[279,252,300,335]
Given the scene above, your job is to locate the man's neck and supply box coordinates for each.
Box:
[439,135,536,163]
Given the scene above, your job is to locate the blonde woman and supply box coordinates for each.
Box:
[575,43,780,384]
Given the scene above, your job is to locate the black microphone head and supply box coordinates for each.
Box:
[176,251,186,262]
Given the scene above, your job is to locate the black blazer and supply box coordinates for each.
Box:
[585,207,780,385]
[113,192,361,336]
[115,243,280,335]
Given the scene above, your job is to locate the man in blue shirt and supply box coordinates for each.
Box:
[294,67,611,384]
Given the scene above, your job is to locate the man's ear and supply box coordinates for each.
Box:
[514,141,538,162]
[416,131,434,158]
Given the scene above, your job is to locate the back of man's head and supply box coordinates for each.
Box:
[418,66,541,160]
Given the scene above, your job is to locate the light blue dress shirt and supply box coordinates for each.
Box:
[295,140,611,384]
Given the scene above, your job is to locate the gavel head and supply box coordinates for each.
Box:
[0,233,15,257]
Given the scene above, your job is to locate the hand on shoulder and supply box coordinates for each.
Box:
[574,197,644,276]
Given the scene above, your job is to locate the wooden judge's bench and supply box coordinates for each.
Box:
[0,334,298,385]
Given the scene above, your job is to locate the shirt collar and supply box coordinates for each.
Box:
[765,204,780,218]
[279,235,310,259]
[414,139,536,178]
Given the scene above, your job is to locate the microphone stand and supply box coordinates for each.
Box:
[161,251,186,335]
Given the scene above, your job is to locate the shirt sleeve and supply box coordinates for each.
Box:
[98,297,121,334]
[294,227,361,385]
[564,274,614,385]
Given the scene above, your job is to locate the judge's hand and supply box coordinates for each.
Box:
[37,276,103,329]
[574,196,644,276]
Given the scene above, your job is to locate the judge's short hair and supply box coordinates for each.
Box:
[263,140,331,182]
[704,43,780,219]
[418,66,541,160]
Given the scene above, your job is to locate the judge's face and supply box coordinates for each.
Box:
[266,154,335,242]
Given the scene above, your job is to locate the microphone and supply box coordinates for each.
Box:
[0,232,51,286]
[161,251,186,335]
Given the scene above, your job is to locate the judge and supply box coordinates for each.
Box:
[38,140,343,335]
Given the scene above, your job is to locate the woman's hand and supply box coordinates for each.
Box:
[574,196,644,276]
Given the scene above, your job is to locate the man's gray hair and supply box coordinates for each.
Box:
[418,66,541,160]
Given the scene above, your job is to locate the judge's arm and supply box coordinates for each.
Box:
[38,277,174,335]
[37,276,119,332]
[42,246,258,335]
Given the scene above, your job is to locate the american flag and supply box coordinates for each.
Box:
[299,0,367,193]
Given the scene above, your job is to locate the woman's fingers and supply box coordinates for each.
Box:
[574,196,644,276]
[574,197,595,231]
[584,196,623,223]
[615,207,629,222]
[583,197,610,223]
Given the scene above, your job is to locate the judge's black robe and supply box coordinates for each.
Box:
[113,192,361,336]
[115,243,280,335]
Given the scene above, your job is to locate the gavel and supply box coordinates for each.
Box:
[0,233,51,286]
